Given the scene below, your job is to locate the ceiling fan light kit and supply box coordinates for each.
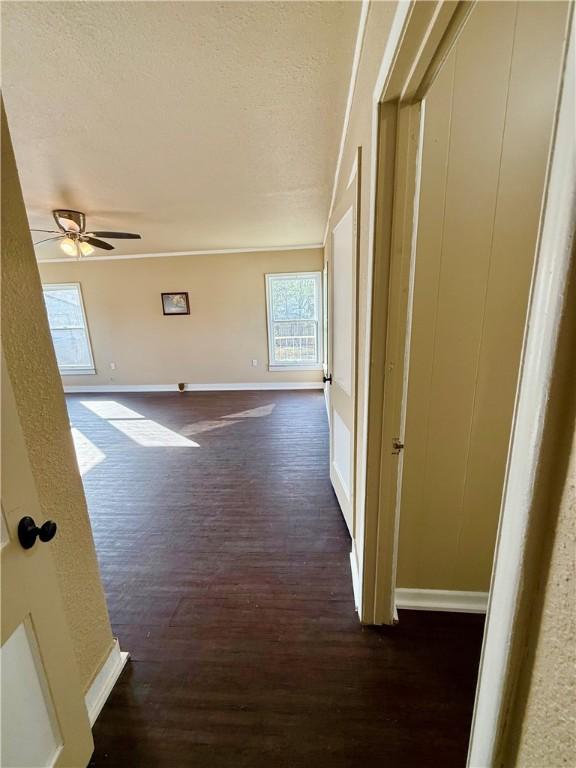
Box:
[31,209,141,259]
[60,237,78,256]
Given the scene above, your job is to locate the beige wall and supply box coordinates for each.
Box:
[323,0,399,571]
[511,429,576,766]
[39,249,323,387]
[1,105,114,692]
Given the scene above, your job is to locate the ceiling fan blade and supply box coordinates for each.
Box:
[84,236,115,251]
[89,232,141,239]
[33,235,64,246]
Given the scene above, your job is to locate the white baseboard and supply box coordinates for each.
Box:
[84,639,129,726]
[349,550,361,612]
[184,382,323,391]
[323,385,330,421]
[395,588,488,614]
[64,384,176,393]
[63,382,323,393]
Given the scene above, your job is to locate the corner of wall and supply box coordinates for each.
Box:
[1,101,114,691]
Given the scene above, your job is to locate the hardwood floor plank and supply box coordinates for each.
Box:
[66,391,483,767]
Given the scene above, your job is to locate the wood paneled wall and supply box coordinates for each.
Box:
[397,1,570,590]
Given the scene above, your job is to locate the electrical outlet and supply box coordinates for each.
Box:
[251,359,258,367]
[110,362,116,370]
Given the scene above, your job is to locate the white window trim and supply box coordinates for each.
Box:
[265,272,323,372]
[42,282,96,376]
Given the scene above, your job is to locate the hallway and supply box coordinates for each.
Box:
[69,390,484,767]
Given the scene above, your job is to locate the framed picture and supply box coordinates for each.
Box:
[161,292,190,315]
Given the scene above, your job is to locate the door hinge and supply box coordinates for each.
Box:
[392,438,404,454]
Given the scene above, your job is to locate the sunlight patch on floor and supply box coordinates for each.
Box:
[181,403,276,436]
[224,404,276,419]
[71,427,106,475]
[80,400,144,419]
[78,400,199,447]
[108,419,200,447]
[181,419,240,437]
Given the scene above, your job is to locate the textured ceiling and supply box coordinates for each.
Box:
[2,1,360,260]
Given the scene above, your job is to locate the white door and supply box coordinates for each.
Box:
[1,358,94,768]
[327,152,360,535]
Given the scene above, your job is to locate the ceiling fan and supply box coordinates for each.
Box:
[31,209,141,257]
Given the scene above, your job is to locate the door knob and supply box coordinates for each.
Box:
[18,516,58,550]
[323,374,332,384]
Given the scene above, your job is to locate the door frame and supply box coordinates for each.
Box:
[361,0,574,761]
[467,11,574,764]
[359,0,475,625]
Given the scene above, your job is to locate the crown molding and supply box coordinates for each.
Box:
[36,242,324,264]
[322,0,370,246]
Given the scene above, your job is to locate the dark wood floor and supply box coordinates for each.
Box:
[68,391,484,767]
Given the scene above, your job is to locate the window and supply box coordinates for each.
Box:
[42,283,95,374]
[265,272,323,370]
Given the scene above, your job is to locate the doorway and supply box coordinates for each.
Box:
[363,0,571,626]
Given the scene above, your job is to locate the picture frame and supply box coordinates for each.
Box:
[161,292,190,315]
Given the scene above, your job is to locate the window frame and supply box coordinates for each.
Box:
[265,271,324,372]
[42,282,96,375]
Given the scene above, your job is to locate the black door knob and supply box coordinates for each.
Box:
[323,374,333,384]
[18,516,58,550]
